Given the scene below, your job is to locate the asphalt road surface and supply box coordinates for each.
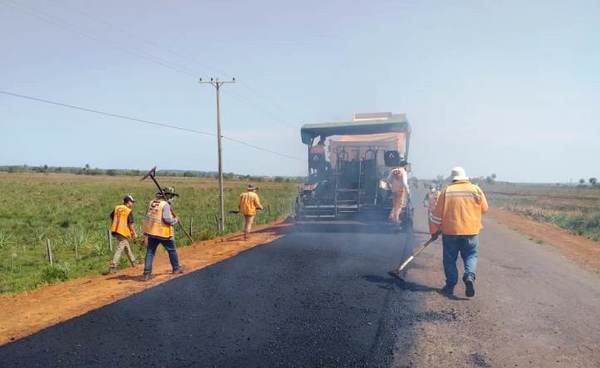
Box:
[1,192,599,367]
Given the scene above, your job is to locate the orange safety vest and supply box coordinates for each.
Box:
[430,181,489,235]
[111,204,132,238]
[427,190,440,212]
[142,199,174,239]
[239,191,262,216]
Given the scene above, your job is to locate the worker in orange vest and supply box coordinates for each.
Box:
[430,167,488,297]
[387,162,410,224]
[108,195,138,273]
[424,184,441,234]
[141,187,184,281]
[239,184,263,240]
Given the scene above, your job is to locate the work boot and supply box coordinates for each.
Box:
[143,273,153,281]
[172,266,185,275]
[108,266,117,274]
[439,285,454,297]
[463,274,475,297]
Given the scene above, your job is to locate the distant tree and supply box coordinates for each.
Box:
[274,176,284,183]
[183,171,195,177]
[579,178,586,185]
[590,177,598,187]
[106,169,117,176]
[491,173,497,180]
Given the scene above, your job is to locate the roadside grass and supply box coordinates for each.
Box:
[482,182,600,242]
[0,173,297,293]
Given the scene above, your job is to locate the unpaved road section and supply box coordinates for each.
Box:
[1,194,599,367]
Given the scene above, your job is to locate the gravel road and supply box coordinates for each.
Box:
[1,190,599,367]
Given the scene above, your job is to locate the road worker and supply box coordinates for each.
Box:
[108,195,138,273]
[141,187,183,281]
[424,184,441,234]
[387,161,410,224]
[239,184,263,240]
[309,136,328,179]
[430,167,488,297]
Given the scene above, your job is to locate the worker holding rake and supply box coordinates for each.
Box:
[108,194,138,273]
[141,187,184,281]
[430,167,488,297]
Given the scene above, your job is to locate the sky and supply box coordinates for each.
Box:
[1,0,599,182]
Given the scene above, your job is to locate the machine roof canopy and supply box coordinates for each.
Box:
[300,113,410,145]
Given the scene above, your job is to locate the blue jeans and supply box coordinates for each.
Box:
[144,236,180,275]
[442,234,478,288]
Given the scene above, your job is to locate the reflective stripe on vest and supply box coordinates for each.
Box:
[111,204,132,238]
[142,199,174,238]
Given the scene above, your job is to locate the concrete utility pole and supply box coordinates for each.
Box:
[199,77,236,232]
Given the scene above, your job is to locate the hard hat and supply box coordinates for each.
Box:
[450,167,469,181]
[123,194,136,203]
[157,187,179,197]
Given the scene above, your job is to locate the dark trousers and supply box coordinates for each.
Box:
[143,236,180,275]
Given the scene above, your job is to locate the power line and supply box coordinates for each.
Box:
[10,0,297,130]
[0,90,302,161]
[1,0,199,78]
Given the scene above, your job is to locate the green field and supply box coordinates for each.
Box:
[0,173,297,293]
[481,182,600,242]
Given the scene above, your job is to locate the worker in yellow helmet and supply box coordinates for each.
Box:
[430,167,488,298]
[108,195,138,274]
[239,184,263,240]
[142,187,184,281]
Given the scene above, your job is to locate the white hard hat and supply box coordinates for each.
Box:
[450,167,468,181]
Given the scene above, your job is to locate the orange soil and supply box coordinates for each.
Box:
[0,222,291,346]
[488,208,600,273]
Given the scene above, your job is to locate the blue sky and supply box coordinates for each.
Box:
[1,0,599,182]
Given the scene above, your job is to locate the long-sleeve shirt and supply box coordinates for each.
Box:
[430,180,488,235]
[162,202,178,225]
[239,191,263,216]
[387,168,409,194]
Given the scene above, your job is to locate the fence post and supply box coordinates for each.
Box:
[46,238,53,265]
[75,241,79,261]
[107,229,112,252]
[189,217,193,238]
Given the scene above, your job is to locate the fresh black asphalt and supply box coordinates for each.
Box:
[0,227,428,367]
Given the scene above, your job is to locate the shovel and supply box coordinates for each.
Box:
[388,236,437,280]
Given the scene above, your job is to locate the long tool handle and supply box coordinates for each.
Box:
[397,237,435,272]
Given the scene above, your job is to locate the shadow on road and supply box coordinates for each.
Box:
[362,274,439,292]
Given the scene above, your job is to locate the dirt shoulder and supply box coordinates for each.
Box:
[0,221,291,346]
[487,208,600,273]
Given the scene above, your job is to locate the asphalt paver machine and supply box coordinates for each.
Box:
[295,112,413,228]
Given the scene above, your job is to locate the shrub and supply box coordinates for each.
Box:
[40,263,71,284]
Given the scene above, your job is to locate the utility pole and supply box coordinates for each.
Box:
[199,77,236,232]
